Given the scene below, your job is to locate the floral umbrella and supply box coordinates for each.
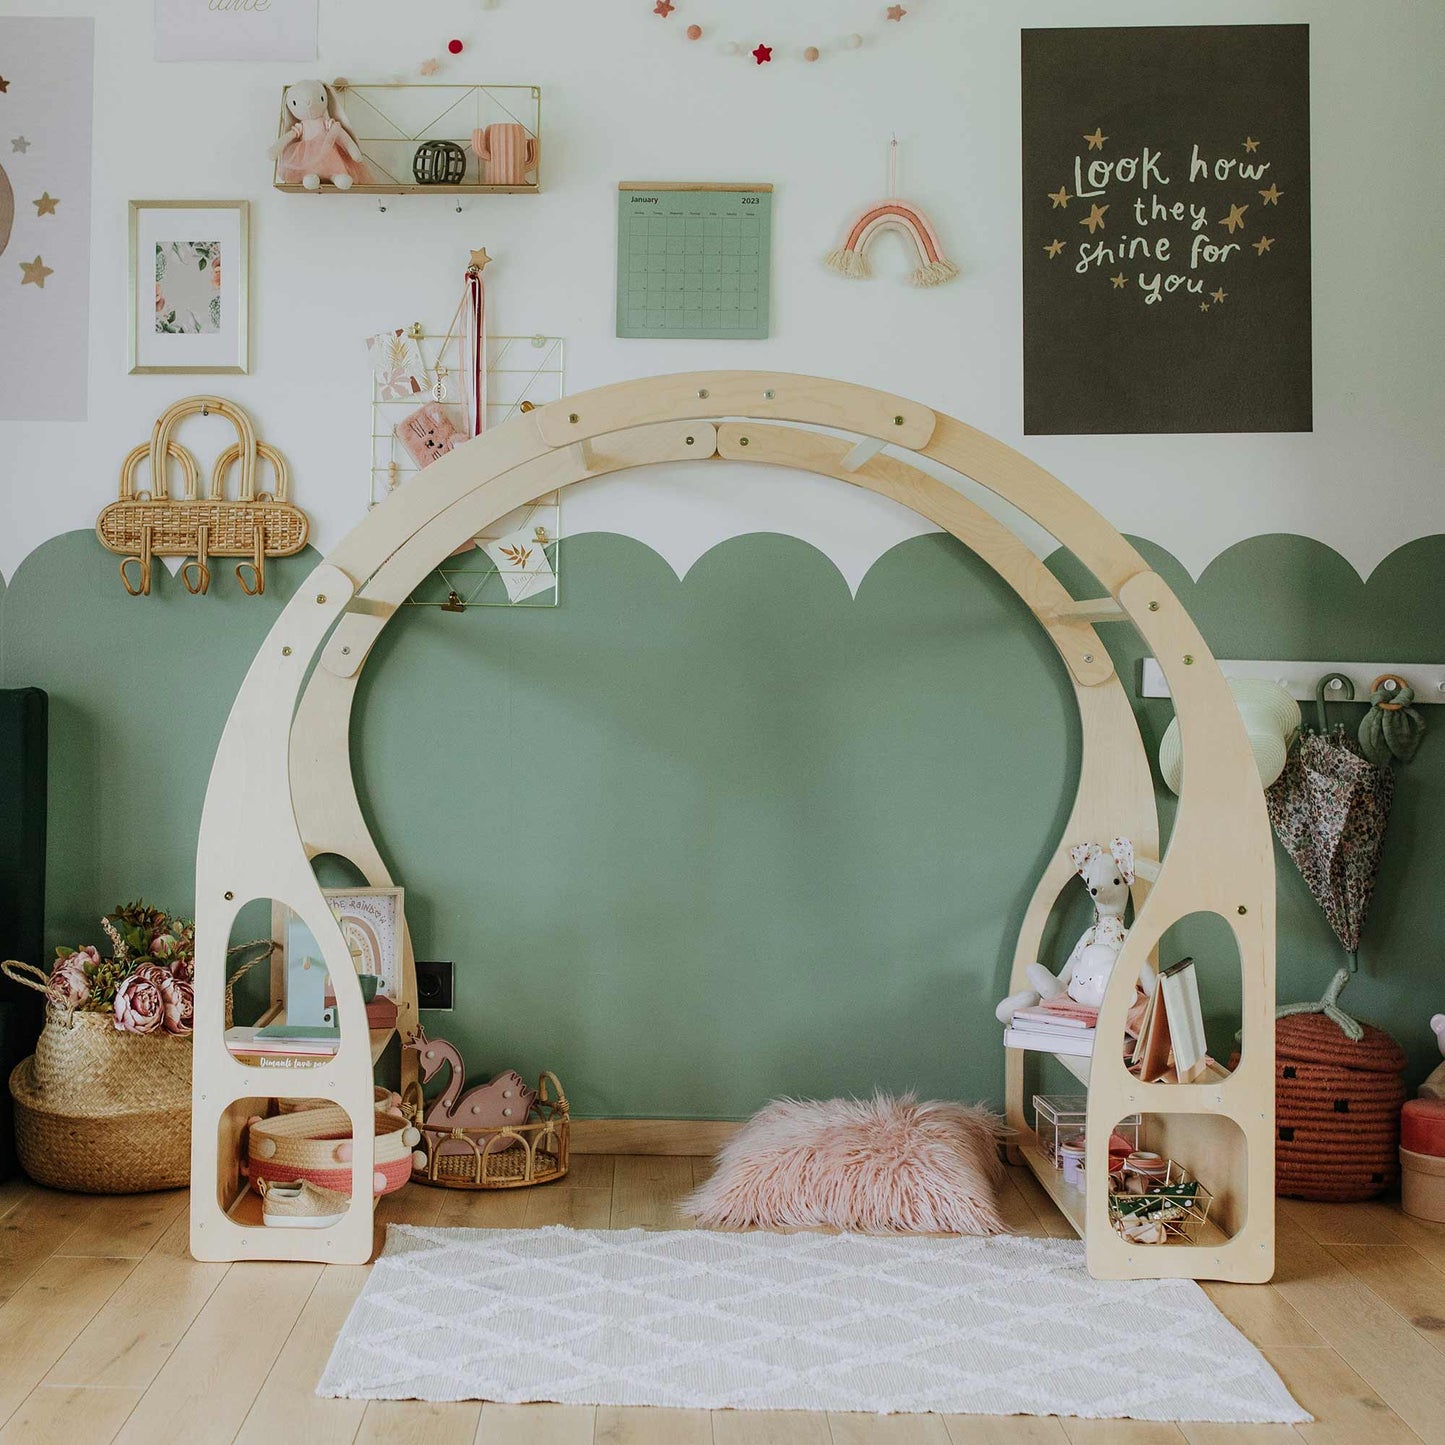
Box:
[1265,675,1394,968]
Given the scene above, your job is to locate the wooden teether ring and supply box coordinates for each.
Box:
[1371,673,1410,711]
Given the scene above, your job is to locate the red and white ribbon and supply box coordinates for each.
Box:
[462,264,486,437]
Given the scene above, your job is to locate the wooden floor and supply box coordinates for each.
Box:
[2,1157,1444,1444]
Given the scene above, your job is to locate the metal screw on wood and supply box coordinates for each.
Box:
[697,389,710,399]
[282,646,292,656]
[1238,905,1248,914]
[1183,654,1194,665]
[739,436,749,446]
[224,891,234,901]
[341,646,351,655]
[893,415,904,425]
[763,389,775,399]
[1083,653,1094,663]
[685,436,695,445]
[315,594,326,604]
[568,413,578,423]
[1147,601,1159,611]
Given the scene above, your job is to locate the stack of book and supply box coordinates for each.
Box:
[1129,957,1210,1083]
[323,992,398,1030]
[225,1025,340,1070]
[1003,994,1098,1057]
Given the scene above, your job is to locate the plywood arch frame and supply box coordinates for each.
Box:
[191,372,1275,1284]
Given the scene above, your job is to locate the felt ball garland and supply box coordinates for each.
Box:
[649,2,918,66]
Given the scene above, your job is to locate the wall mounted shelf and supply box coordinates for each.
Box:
[272,83,541,198]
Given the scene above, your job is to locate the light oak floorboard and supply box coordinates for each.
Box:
[0,1384,144,1445]
[53,1189,187,1259]
[994,1170,1054,1240]
[475,1402,597,1444]
[525,1186,614,1229]
[0,1178,30,1223]
[113,1261,321,1445]
[1002,1169,1076,1241]
[595,1404,713,1444]
[1279,1199,1408,1248]
[357,1400,483,1443]
[1264,1344,1420,1445]
[235,1264,370,1444]
[1060,1423,1187,1444]
[1326,1242,1445,1344]
[0,1254,137,1429]
[610,1155,696,1230]
[435,1184,533,1230]
[828,1413,952,1443]
[565,1155,617,1192]
[713,1408,832,1443]
[1179,1425,1301,1445]
[943,1417,1070,1444]
[1199,1282,1323,1350]
[0,1186,99,1306]
[44,1212,229,1390]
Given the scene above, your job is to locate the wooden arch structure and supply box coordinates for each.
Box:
[191,372,1275,1282]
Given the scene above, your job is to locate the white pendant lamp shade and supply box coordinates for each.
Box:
[1159,678,1300,794]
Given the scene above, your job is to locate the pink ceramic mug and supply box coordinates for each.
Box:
[470,123,539,186]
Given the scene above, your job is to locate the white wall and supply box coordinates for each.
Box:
[1,0,1441,584]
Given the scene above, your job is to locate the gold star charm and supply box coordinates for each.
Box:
[1243,136,1261,152]
[1211,287,1227,304]
[1048,186,1071,209]
[1079,202,1108,234]
[1220,202,1249,234]
[33,192,58,217]
[1044,238,1065,258]
[1258,183,1282,206]
[1110,272,1127,289]
[468,247,492,272]
[1253,235,1274,255]
[1083,127,1107,151]
[886,4,907,18]
[20,255,53,288]
[1199,301,1210,312]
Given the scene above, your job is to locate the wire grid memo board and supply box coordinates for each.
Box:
[370,331,565,607]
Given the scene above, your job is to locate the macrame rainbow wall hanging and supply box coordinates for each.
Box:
[825,199,958,287]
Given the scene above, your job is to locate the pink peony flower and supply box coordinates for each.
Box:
[133,961,173,987]
[113,974,165,1034]
[50,946,98,1008]
[170,956,194,982]
[158,974,194,1035]
[151,932,179,959]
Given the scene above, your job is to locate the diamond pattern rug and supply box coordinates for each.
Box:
[318,1225,1309,1422]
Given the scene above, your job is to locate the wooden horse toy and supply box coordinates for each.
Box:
[405,1025,536,1129]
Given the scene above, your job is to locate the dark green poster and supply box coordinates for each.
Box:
[1021,25,1312,435]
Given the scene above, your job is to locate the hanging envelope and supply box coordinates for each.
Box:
[479,526,555,604]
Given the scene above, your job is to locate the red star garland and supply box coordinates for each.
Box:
[653,0,674,14]
[752,42,773,64]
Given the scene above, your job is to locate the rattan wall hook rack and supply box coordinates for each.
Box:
[97,396,309,596]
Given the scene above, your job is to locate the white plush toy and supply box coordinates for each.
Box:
[996,836,1156,1023]
[1419,1016,1445,1099]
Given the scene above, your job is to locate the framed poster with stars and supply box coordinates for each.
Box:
[1021,25,1311,435]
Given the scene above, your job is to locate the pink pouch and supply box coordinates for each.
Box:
[395,403,460,470]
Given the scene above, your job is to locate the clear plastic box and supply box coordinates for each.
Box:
[1033,1094,1141,1169]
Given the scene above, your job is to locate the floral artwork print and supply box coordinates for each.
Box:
[155,238,221,334]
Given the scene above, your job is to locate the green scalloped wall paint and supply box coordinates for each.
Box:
[2,528,1442,1116]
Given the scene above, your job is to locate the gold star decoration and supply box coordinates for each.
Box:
[1199,301,1210,312]
[1047,186,1071,209]
[1252,235,1274,255]
[10,136,30,154]
[1258,183,1282,206]
[468,247,492,272]
[1220,202,1249,234]
[418,58,440,76]
[1044,238,1065,259]
[20,256,53,288]
[1242,136,1261,152]
[1211,287,1227,304]
[0,77,8,93]
[1083,127,1107,151]
[1110,272,1127,289]
[886,4,907,19]
[33,192,58,217]
[1079,202,1108,234]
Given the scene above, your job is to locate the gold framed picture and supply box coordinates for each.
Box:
[128,199,249,374]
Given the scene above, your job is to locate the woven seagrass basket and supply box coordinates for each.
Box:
[1273,1011,1406,1202]
[3,950,265,1194]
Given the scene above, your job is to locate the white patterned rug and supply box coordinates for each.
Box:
[318,1225,1309,1423]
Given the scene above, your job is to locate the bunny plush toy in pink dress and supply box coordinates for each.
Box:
[270,80,371,190]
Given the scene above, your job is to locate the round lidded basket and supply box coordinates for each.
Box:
[1273,1010,1407,1202]
[407,1072,570,1191]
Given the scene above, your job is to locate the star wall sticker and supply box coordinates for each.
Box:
[1110,272,1127,288]
[1220,202,1249,234]
[886,5,907,19]
[1258,183,1282,205]
[654,0,675,15]
[0,77,9,94]
[751,42,772,64]
[20,255,53,288]
[11,136,30,153]
[33,192,58,216]
[1083,127,1106,151]
[1199,301,1210,312]
[1252,235,1274,255]
[1242,136,1261,152]
[1044,238,1065,258]
[1078,202,1108,234]
[1047,186,1071,208]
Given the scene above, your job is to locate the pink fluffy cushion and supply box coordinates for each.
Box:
[684,1093,1005,1235]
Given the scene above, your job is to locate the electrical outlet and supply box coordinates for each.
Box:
[416,960,454,1011]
